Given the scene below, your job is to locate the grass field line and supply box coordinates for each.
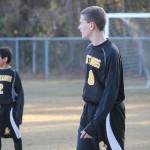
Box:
[23,114,80,122]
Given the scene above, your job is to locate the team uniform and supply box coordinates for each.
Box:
[77,39,125,150]
[0,67,24,149]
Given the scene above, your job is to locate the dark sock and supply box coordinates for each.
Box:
[13,138,22,150]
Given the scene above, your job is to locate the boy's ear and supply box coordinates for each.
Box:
[90,22,95,30]
[3,57,8,63]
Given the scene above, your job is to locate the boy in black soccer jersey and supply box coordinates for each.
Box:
[0,47,24,150]
[77,6,125,150]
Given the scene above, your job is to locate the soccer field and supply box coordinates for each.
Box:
[2,80,150,150]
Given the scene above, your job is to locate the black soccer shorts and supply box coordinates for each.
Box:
[0,104,21,140]
[77,102,125,150]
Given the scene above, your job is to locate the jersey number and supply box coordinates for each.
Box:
[0,83,4,94]
[88,70,95,85]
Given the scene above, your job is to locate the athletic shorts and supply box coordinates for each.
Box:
[0,104,21,139]
[77,102,125,150]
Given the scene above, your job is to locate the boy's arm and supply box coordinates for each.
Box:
[15,72,24,125]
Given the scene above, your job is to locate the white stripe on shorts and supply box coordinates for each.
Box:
[10,108,21,139]
[106,113,122,150]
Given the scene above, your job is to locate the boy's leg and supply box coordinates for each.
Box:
[13,138,22,150]
[6,106,22,150]
[0,138,1,150]
[0,106,5,150]
[77,104,100,150]
[105,103,125,150]
[76,125,99,150]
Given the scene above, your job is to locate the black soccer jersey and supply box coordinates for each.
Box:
[0,68,24,124]
[82,39,125,136]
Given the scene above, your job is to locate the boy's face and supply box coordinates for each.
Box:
[78,15,92,39]
[0,56,7,68]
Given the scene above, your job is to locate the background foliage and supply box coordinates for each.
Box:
[0,0,150,37]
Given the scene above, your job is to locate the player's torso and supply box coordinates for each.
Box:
[85,44,106,86]
[0,68,15,104]
[83,44,106,104]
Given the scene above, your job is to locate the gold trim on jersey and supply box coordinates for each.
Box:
[0,75,12,82]
[86,55,101,69]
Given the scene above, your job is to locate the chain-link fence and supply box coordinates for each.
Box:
[0,13,150,88]
[0,37,149,87]
[0,37,89,79]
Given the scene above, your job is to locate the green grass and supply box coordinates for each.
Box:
[2,79,150,150]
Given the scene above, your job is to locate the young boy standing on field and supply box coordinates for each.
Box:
[0,47,24,150]
[77,6,125,150]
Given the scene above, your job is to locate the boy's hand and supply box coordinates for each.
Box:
[80,130,92,139]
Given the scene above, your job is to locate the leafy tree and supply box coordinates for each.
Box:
[0,0,150,37]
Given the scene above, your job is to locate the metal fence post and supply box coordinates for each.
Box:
[15,39,19,71]
[32,40,36,74]
[44,40,49,80]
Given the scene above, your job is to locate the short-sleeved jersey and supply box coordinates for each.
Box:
[0,67,24,124]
